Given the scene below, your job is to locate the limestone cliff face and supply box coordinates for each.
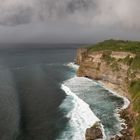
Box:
[76,48,140,140]
[76,48,139,98]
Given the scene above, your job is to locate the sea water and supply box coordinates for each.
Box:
[0,47,128,140]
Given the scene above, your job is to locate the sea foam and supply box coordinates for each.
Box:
[57,83,102,140]
[59,62,130,139]
[98,82,130,110]
[57,62,106,140]
[66,62,79,70]
[98,82,130,131]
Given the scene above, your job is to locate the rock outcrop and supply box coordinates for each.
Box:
[76,48,139,99]
[85,122,103,140]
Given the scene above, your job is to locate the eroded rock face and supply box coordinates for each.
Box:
[85,123,103,140]
[76,48,139,97]
[110,135,132,140]
[76,48,139,140]
[76,48,88,65]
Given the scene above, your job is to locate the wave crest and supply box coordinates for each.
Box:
[57,83,103,140]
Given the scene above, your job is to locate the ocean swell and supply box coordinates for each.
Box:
[57,82,104,140]
[98,82,130,131]
[58,62,131,140]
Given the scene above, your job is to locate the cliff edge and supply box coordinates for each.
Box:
[76,40,140,140]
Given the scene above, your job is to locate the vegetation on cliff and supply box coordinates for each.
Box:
[88,39,140,53]
[88,39,140,70]
[86,39,140,138]
[129,80,140,135]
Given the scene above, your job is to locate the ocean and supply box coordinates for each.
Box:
[0,47,129,140]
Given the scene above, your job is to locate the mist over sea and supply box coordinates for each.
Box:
[0,45,125,140]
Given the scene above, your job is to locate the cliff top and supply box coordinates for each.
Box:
[86,39,140,70]
[88,39,140,53]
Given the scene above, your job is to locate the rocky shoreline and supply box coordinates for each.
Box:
[118,108,134,140]
[83,78,134,140]
[85,122,103,140]
[76,48,138,140]
[98,80,134,140]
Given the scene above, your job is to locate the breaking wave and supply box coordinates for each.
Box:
[57,82,105,140]
[58,62,130,139]
[57,63,105,140]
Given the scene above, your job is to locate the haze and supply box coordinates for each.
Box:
[0,0,140,44]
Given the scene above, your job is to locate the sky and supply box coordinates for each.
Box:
[0,0,140,43]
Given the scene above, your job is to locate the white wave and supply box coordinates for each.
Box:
[64,74,130,136]
[65,62,130,110]
[98,81,130,131]
[62,62,131,139]
[98,82,130,110]
[57,83,105,140]
[64,62,79,70]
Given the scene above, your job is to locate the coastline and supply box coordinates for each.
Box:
[61,62,106,140]
[60,77,106,140]
[75,76,134,140]
[76,42,140,139]
[66,62,106,140]
[98,80,131,102]
[97,80,134,140]
[98,80,130,109]
[72,61,134,139]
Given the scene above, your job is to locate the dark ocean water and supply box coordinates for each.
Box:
[0,48,76,140]
[0,47,128,140]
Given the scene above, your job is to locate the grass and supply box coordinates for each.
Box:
[129,80,140,136]
[101,51,115,64]
[122,55,134,66]
[131,54,140,70]
[88,39,140,53]
[87,39,140,70]
[129,80,140,112]
[135,118,140,136]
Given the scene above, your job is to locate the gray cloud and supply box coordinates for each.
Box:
[0,0,139,43]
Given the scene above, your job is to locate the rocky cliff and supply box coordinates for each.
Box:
[76,41,140,140]
[76,48,139,97]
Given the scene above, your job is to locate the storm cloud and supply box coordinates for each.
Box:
[0,0,140,43]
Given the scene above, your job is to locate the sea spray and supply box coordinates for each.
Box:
[57,83,105,140]
[65,62,79,70]
[98,82,130,131]
[65,63,129,139]
[98,82,130,110]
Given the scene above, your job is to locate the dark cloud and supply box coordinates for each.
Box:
[0,0,139,43]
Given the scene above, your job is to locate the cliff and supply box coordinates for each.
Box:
[76,40,140,140]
